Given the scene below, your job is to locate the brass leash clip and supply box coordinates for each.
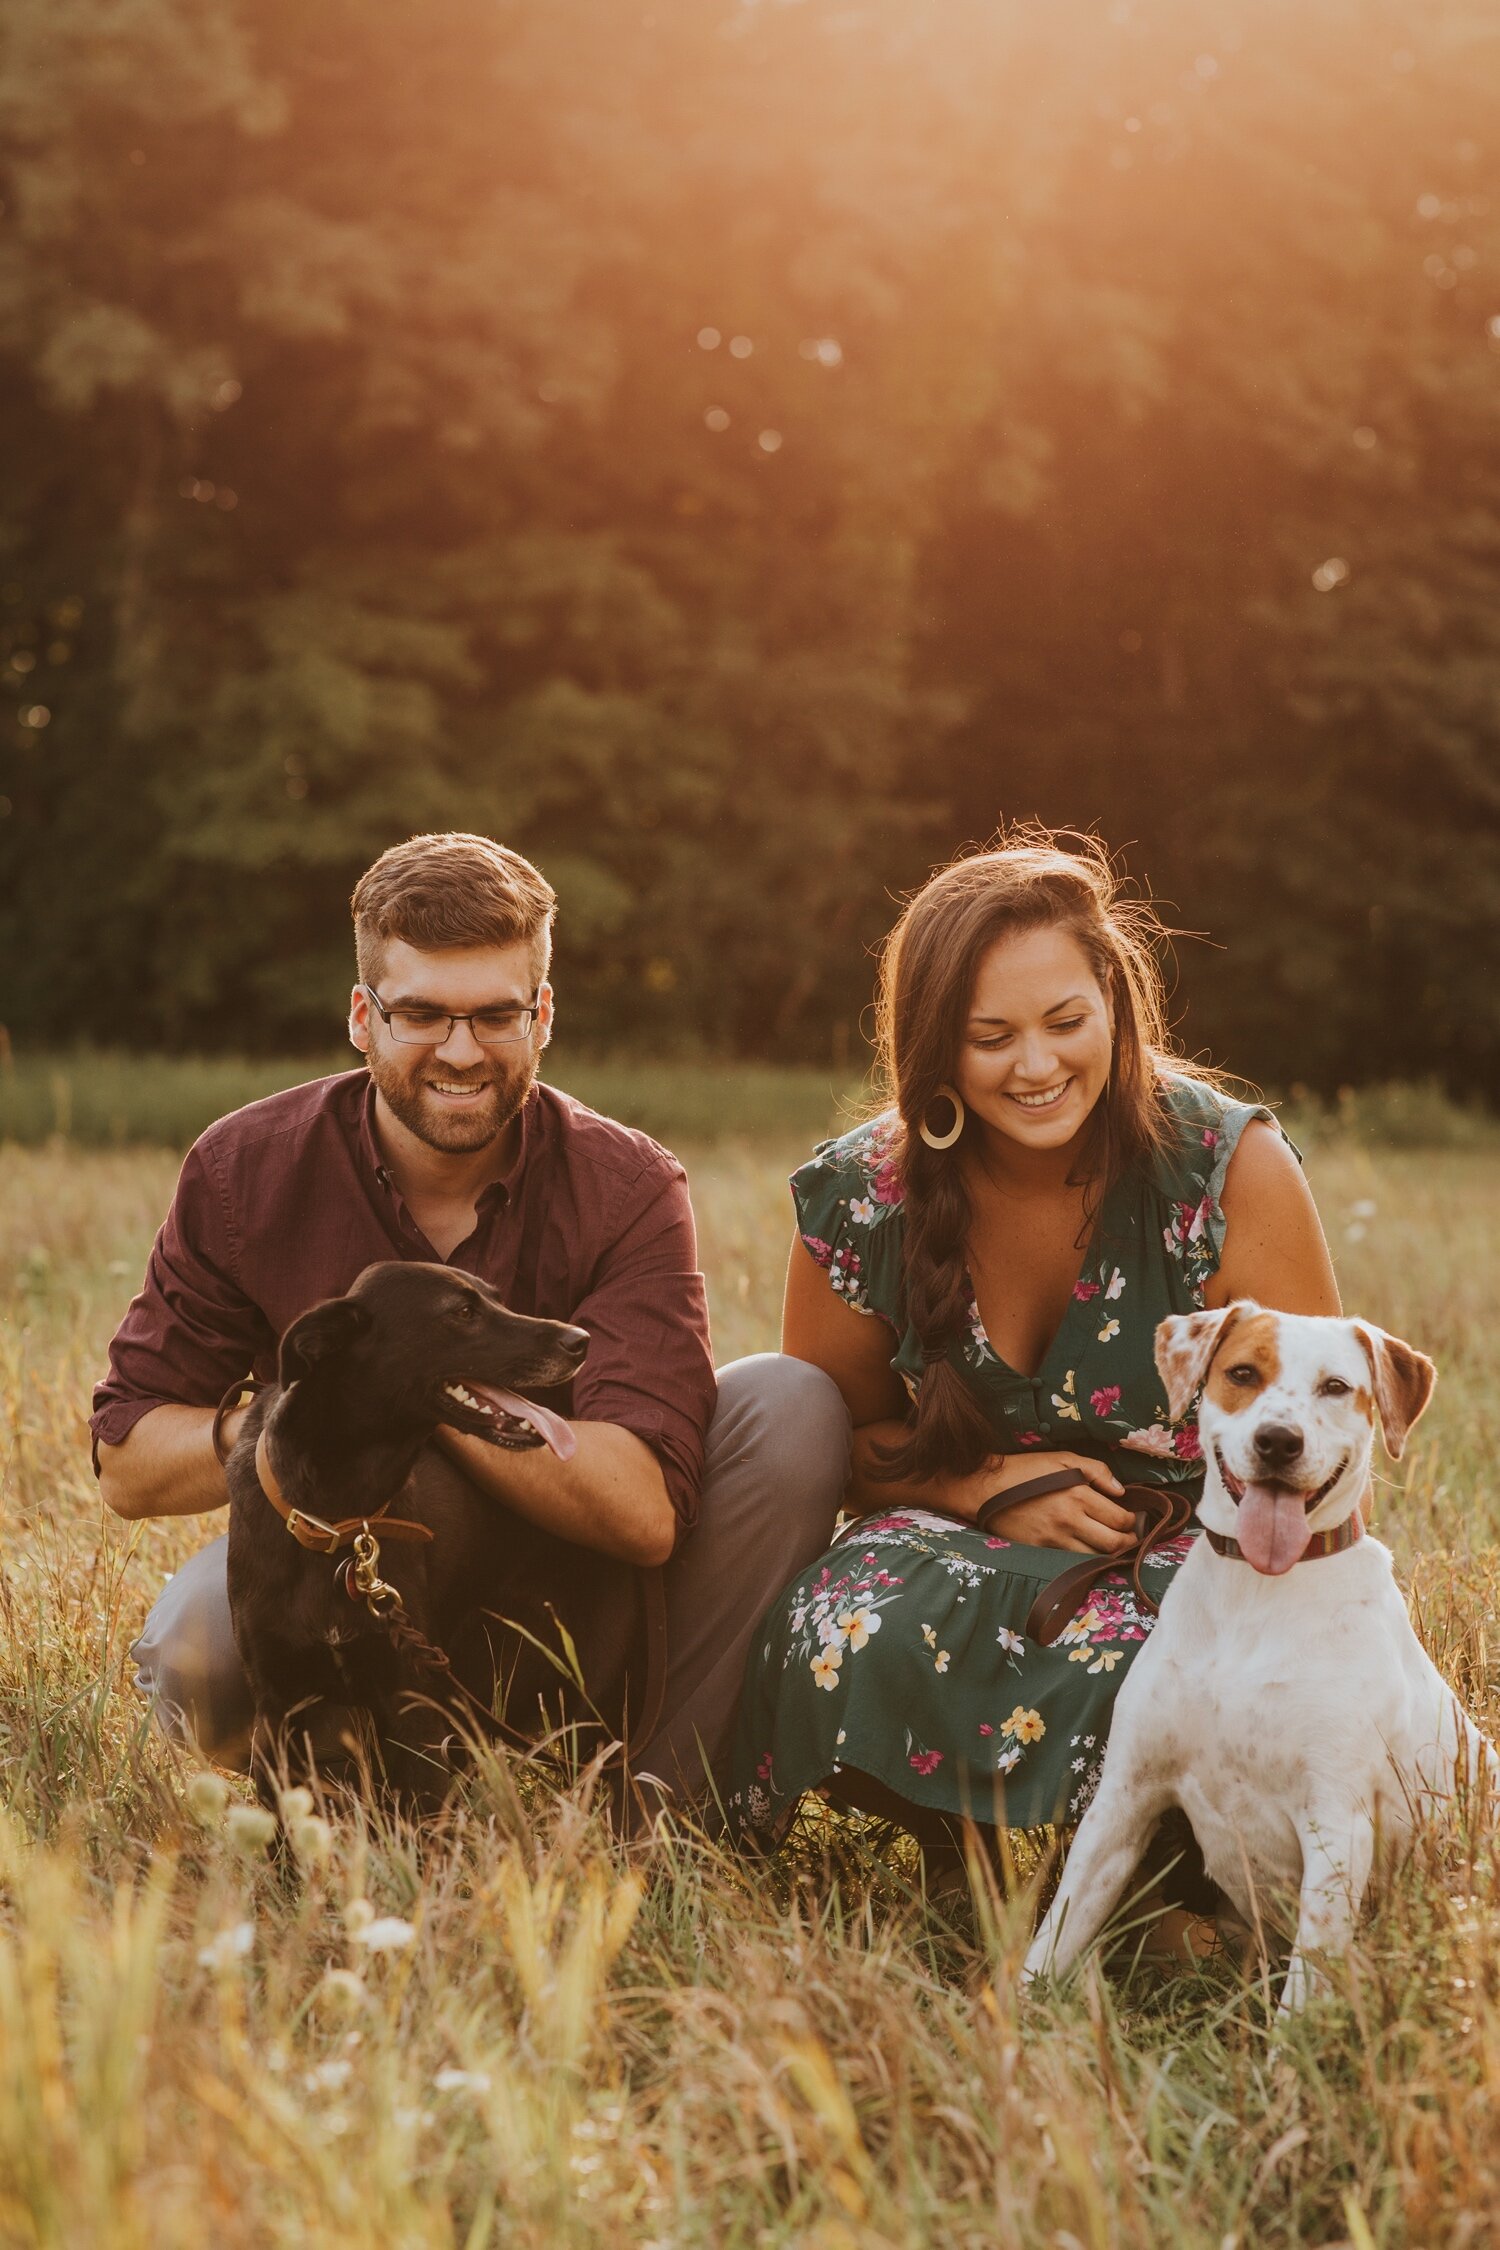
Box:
[351,1526,398,1613]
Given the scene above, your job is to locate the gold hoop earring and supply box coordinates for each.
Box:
[919,1085,966,1150]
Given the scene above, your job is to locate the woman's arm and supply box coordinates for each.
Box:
[1207,1120,1375,1520]
[781,1235,1135,1553]
[1206,1120,1341,1315]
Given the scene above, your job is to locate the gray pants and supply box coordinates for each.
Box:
[130,1353,850,1803]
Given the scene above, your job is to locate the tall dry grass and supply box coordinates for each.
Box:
[2,1132,1499,2247]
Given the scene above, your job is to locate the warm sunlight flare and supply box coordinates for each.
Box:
[3,3,1499,2241]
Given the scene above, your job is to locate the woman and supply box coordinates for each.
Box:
[728,832,1342,1848]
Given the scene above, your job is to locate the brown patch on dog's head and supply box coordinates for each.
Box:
[1204,1309,1282,1416]
[1353,1323,1437,1459]
[1155,1301,1252,1421]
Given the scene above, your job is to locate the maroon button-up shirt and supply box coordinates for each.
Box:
[91,1071,717,1538]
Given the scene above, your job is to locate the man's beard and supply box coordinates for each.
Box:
[365,1043,539,1154]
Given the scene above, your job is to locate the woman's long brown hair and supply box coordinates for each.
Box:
[871,828,1184,1485]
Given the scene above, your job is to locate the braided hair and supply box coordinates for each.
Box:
[871,828,1182,1484]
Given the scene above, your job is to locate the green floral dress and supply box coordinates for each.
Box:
[727,1076,1289,1843]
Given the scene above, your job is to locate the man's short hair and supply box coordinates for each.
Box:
[351,833,557,986]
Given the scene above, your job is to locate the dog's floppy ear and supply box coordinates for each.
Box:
[1353,1323,1436,1459]
[278,1296,372,1387]
[1154,1302,1247,1422]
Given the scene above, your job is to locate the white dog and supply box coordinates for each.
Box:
[1023,1302,1497,2015]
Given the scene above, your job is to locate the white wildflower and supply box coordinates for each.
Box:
[352,1915,417,1953]
[433,2067,492,2094]
[197,1921,254,1972]
[314,1968,366,2017]
[186,1772,230,1827]
[225,1803,278,1852]
[303,2058,352,2093]
[290,1816,333,1870]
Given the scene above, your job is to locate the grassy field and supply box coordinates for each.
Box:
[3,1106,1500,2247]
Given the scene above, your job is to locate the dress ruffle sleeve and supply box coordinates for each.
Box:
[789,1114,908,1333]
[1154,1076,1301,1302]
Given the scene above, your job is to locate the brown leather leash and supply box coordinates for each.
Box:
[965,1466,1196,1646]
[212,1376,265,1467]
[633,1567,670,1751]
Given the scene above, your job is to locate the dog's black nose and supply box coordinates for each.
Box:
[559,1325,589,1362]
[1254,1422,1304,1471]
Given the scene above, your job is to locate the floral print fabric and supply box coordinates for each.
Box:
[728,1076,1289,1842]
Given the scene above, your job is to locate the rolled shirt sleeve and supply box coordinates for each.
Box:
[89,1133,274,1469]
[568,1158,716,1543]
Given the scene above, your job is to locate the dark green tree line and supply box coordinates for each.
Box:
[2,0,1497,1091]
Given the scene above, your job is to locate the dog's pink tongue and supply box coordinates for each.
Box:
[485,1388,577,1460]
[1236,1483,1313,1575]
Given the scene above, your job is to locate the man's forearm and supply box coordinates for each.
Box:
[97,1404,246,1521]
[433,1420,677,1567]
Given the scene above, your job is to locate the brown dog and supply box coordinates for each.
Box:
[225,1260,650,1808]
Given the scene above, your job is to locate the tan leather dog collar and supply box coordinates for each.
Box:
[253,1425,435,1556]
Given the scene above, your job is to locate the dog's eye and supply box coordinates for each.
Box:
[450,1299,478,1323]
[1318,1377,1351,1398]
[1224,1364,1260,1388]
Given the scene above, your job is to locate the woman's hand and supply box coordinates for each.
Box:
[953,1450,1138,1555]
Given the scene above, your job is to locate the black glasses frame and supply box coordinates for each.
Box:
[359,982,543,1046]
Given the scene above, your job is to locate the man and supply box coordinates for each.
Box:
[95,831,849,1800]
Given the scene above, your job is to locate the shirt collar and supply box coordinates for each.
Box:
[355,1070,542,1213]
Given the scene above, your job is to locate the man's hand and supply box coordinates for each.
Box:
[432,1418,678,1568]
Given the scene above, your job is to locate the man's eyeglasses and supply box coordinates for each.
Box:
[360,983,542,1048]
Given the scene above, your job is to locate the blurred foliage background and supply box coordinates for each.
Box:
[2,0,1498,1092]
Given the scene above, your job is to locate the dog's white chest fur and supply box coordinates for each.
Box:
[1104,1537,1455,1916]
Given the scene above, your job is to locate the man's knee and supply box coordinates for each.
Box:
[131,1536,253,1766]
[708,1352,851,1531]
